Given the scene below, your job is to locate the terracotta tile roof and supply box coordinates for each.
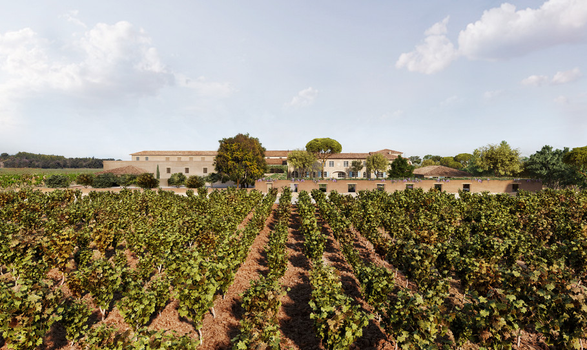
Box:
[130,151,218,156]
[413,165,472,177]
[96,165,148,175]
[373,149,402,155]
[329,153,371,159]
[266,158,287,165]
[265,150,291,157]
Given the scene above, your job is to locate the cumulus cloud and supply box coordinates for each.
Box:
[521,68,581,86]
[554,95,570,104]
[397,0,587,73]
[521,75,550,86]
[551,67,582,84]
[0,21,174,103]
[0,18,234,121]
[395,17,458,74]
[284,87,318,108]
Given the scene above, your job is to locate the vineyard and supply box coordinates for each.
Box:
[1,187,586,349]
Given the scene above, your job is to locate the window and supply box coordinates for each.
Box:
[319,184,327,192]
[136,157,139,161]
[166,167,171,174]
[324,171,329,177]
[292,171,299,178]
[363,172,367,178]
[348,184,356,193]
[203,167,208,174]
[406,184,414,190]
[328,161,334,167]
[185,168,189,174]
[343,161,349,167]
[377,183,385,191]
[337,172,345,179]
[463,184,470,192]
[145,157,149,161]
[434,184,442,191]
[512,184,519,192]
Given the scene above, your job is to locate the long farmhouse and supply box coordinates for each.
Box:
[102,148,405,183]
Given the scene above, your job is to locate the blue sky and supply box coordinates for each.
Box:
[0,0,585,160]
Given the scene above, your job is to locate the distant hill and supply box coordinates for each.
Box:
[0,152,113,169]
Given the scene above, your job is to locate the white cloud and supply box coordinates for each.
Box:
[285,87,318,108]
[551,67,581,84]
[484,90,504,100]
[176,74,235,98]
[62,10,87,28]
[396,17,458,74]
[398,0,587,73]
[458,0,587,60]
[521,75,549,86]
[554,95,570,104]
[440,95,462,107]
[521,68,581,86]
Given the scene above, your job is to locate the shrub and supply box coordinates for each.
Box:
[186,175,205,189]
[118,174,137,187]
[45,174,71,188]
[168,173,187,187]
[76,174,94,187]
[93,173,119,188]
[136,173,159,189]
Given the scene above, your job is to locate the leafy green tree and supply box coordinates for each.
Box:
[306,138,342,179]
[136,173,159,189]
[423,155,442,162]
[76,173,94,188]
[563,145,587,177]
[440,157,463,169]
[287,149,317,178]
[214,133,267,188]
[366,153,388,178]
[409,156,422,166]
[186,175,206,189]
[525,146,580,189]
[473,141,522,176]
[168,173,187,187]
[421,159,439,167]
[349,160,364,178]
[454,153,474,167]
[45,174,70,188]
[92,173,119,188]
[156,165,160,180]
[388,155,415,178]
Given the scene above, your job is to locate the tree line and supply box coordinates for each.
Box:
[0,152,112,169]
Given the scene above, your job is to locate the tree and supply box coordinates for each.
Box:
[423,155,442,162]
[563,146,587,177]
[214,133,267,188]
[366,153,388,178]
[156,165,160,180]
[440,157,463,169]
[408,156,422,166]
[136,173,159,189]
[76,174,94,188]
[349,160,364,178]
[388,155,415,178]
[421,159,439,167]
[45,175,70,188]
[287,149,317,178]
[186,175,206,189]
[473,141,522,176]
[454,153,474,167]
[168,173,187,187]
[306,138,342,179]
[526,145,580,189]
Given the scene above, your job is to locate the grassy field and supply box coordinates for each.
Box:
[0,168,102,175]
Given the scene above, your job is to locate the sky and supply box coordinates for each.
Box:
[0,0,586,160]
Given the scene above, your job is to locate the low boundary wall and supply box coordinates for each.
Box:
[255,178,542,194]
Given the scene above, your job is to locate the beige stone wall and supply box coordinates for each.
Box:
[256,178,542,194]
[103,159,214,184]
